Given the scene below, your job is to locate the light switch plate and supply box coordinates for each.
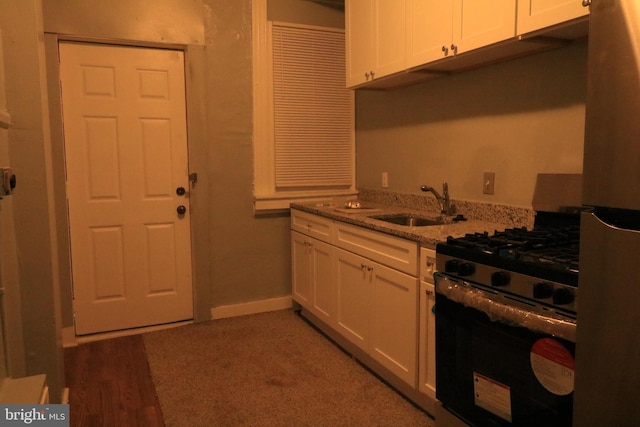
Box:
[483,172,495,195]
[382,172,389,188]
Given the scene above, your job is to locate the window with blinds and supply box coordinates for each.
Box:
[272,24,353,189]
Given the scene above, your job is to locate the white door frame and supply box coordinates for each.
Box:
[58,40,196,336]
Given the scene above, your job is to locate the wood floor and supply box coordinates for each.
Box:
[64,334,165,427]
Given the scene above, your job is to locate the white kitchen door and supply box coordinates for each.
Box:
[59,42,193,335]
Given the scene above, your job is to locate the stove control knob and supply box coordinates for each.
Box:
[533,282,554,299]
[458,262,475,276]
[444,259,459,273]
[553,288,575,305]
[491,271,510,287]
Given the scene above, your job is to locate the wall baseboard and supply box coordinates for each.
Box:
[62,297,292,346]
[210,296,292,320]
[62,326,77,348]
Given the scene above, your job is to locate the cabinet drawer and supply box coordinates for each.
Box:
[334,222,418,275]
[291,209,334,243]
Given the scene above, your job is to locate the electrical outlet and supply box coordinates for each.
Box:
[382,172,389,188]
[483,172,495,195]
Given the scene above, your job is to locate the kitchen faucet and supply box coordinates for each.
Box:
[421,183,456,216]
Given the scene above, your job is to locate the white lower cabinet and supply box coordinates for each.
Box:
[369,258,418,386]
[291,209,420,388]
[291,231,335,326]
[334,248,418,387]
[334,248,371,351]
[418,281,436,397]
[418,247,437,398]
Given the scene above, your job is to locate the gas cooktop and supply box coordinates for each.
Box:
[437,223,580,287]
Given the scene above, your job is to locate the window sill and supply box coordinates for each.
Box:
[254,190,358,214]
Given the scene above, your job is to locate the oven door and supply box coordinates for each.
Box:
[434,273,576,427]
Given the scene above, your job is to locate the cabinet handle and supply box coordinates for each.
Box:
[364,71,370,80]
[581,0,591,6]
[450,44,458,55]
[360,263,373,272]
[426,290,434,296]
[370,70,375,79]
[441,45,449,56]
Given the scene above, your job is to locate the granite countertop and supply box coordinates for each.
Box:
[291,201,511,249]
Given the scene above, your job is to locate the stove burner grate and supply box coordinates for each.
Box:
[445,225,580,273]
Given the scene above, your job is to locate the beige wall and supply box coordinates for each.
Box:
[0,0,64,402]
[356,40,587,208]
[42,0,212,329]
[268,0,344,27]
[42,0,344,330]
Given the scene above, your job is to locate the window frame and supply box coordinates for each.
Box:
[252,0,356,212]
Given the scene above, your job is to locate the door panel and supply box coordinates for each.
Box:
[335,248,370,351]
[406,0,454,67]
[59,42,193,335]
[454,0,516,52]
[370,262,417,385]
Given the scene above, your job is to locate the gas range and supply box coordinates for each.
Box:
[436,220,579,319]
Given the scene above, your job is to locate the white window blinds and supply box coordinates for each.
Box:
[272,24,353,189]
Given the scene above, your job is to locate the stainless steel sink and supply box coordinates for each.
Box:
[369,214,444,227]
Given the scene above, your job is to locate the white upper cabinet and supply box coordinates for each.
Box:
[517,0,589,35]
[350,0,588,88]
[454,0,516,54]
[406,0,516,69]
[346,0,406,88]
[406,0,454,67]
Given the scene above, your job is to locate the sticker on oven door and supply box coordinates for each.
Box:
[530,338,575,395]
[473,372,512,422]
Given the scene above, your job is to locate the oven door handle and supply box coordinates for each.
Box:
[435,274,576,343]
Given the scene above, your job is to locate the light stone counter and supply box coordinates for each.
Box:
[291,188,536,249]
[292,202,512,249]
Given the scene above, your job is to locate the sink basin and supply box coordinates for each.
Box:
[369,214,444,227]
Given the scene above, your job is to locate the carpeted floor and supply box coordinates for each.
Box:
[143,309,434,427]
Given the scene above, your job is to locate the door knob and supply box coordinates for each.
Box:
[177,205,187,215]
[176,186,186,196]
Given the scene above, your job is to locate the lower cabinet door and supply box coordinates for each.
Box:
[335,248,371,353]
[292,231,335,325]
[335,248,418,386]
[370,262,418,386]
[309,238,335,326]
[418,281,436,397]
[291,231,313,309]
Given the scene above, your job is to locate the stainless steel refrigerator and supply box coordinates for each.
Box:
[575,1,640,425]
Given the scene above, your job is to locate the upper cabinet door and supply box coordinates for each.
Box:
[406,0,515,69]
[517,0,589,35]
[346,0,374,87]
[346,0,405,88]
[453,0,516,53]
[373,0,406,78]
[406,0,454,68]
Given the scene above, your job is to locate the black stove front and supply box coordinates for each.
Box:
[434,213,579,427]
[436,213,580,316]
